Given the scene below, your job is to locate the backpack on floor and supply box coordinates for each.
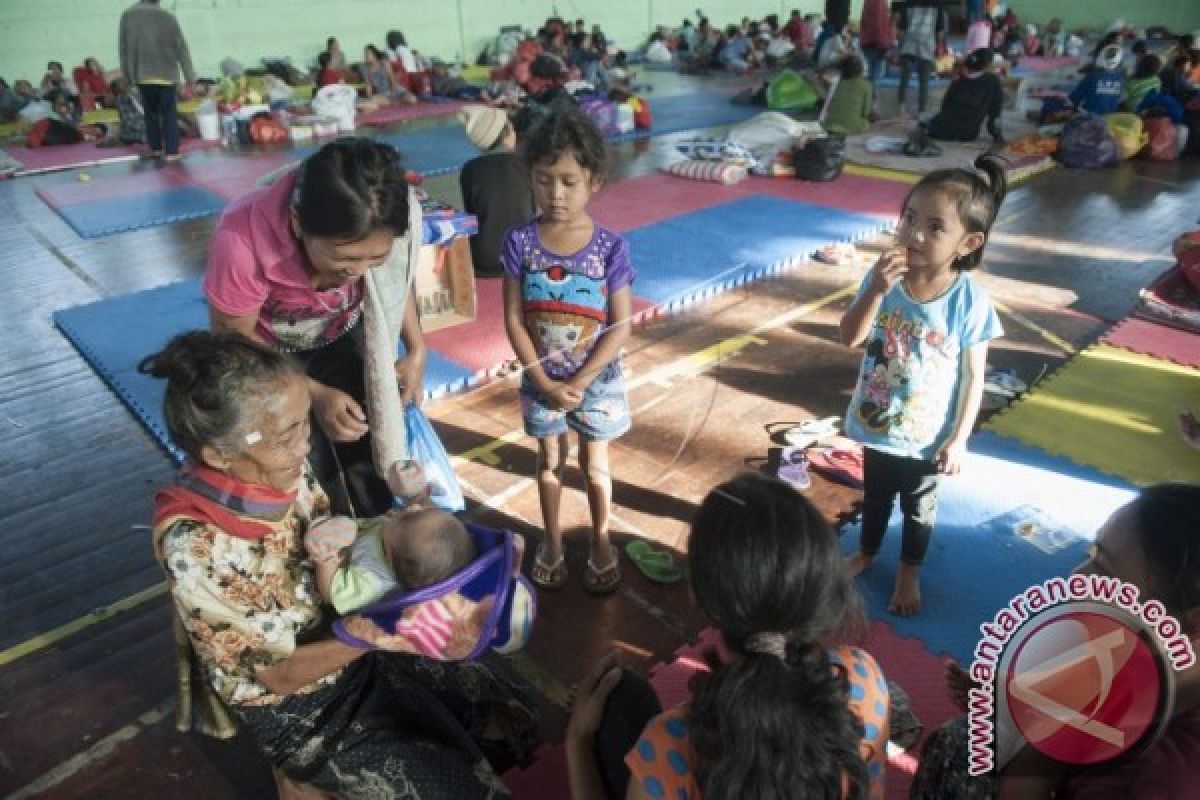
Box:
[767,69,819,111]
[1141,115,1177,161]
[1105,113,1148,160]
[792,135,846,182]
[1056,113,1117,168]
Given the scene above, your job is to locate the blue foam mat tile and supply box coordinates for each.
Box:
[376,126,479,177]
[841,431,1137,664]
[874,74,951,90]
[53,279,476,462]
[625,195,888,305]
[56,185,228,239]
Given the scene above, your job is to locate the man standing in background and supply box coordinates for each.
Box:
[118,0,195,161]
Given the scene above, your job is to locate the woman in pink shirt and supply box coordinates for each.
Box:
[203,138,427,517]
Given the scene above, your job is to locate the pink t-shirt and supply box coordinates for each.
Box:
[203,171,364,352]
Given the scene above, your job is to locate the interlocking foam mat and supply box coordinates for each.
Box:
[33,91,764,237]
[841,430,1137,664]
[3,136,219,176]
[984,344,1200,486]
[842,112,1054,184]
[52,279,476,462]
[622,195,888,306]
[43,184,229,239]
[54,193,890,452]
[1099,315,1200,369]
[589,171,907,232]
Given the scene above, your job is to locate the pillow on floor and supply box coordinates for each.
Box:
[663,159,748,185]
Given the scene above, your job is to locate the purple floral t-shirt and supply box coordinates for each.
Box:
[501,220,636,380]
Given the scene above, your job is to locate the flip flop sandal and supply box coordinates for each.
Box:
[808,445,866,489]
[583,544,622,595]
[781,416,841,448]
[983,366,1027,397]
[813,243,858,265]
[625,539,685,584]
[530,547,568,591]
[777,445,813,490]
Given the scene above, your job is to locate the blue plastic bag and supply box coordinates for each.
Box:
[405,404,465,512]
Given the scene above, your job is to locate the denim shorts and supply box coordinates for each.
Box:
[520,361,631,441]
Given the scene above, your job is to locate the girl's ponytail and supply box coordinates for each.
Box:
[972,154,1008,228]
[686,474,868,800]
[690,638,867,800]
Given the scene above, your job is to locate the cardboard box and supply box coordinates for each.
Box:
[414,237,476,332]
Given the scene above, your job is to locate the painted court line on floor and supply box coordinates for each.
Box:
[993,299,1078,355]
[6,700,175,800]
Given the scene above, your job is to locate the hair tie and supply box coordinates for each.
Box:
[745,632,788,659]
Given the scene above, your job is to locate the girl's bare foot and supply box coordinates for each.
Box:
[889,562,922,616]
[845,551,875,578]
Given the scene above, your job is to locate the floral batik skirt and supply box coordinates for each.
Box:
[234,652,536,799]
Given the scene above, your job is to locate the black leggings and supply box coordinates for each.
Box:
[898,55,933,113]
[858,447,942,565]
[592,671,663,799]
[294,328,393,518]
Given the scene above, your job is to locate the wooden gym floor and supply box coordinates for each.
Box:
[1,68,1197,797]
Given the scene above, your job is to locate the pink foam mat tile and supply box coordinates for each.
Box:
[424,277,514,374]
[866,621,960,798]
[752,172,908,218]
[1099,316,1200,369]
[189,154,300,200]
[6,136,217,173]
[647,627,725,709]
[591,173,751,233]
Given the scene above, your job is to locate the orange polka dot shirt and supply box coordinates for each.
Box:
[625,645,890,800]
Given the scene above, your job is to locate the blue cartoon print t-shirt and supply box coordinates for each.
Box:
[500,220,636,381]
[844,272,1002,459]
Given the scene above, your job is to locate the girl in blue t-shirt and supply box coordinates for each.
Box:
[502,108,635,595]
[839,154,1006,616]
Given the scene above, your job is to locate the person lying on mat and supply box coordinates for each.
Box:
[910,484,1200,800]
[564,473,891,800]
[203,137,427,518]
[141,331,534,799]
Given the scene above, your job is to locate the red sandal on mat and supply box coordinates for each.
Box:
[808,441,865,489]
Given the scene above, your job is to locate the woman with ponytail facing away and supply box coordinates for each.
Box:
[565,473,890,800]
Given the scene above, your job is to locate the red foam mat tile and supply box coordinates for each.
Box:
[1100,316,1200,369]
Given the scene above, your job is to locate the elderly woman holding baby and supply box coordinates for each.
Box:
[142,330,531,799]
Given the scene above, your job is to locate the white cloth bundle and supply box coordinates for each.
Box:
[361,188,423,478]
